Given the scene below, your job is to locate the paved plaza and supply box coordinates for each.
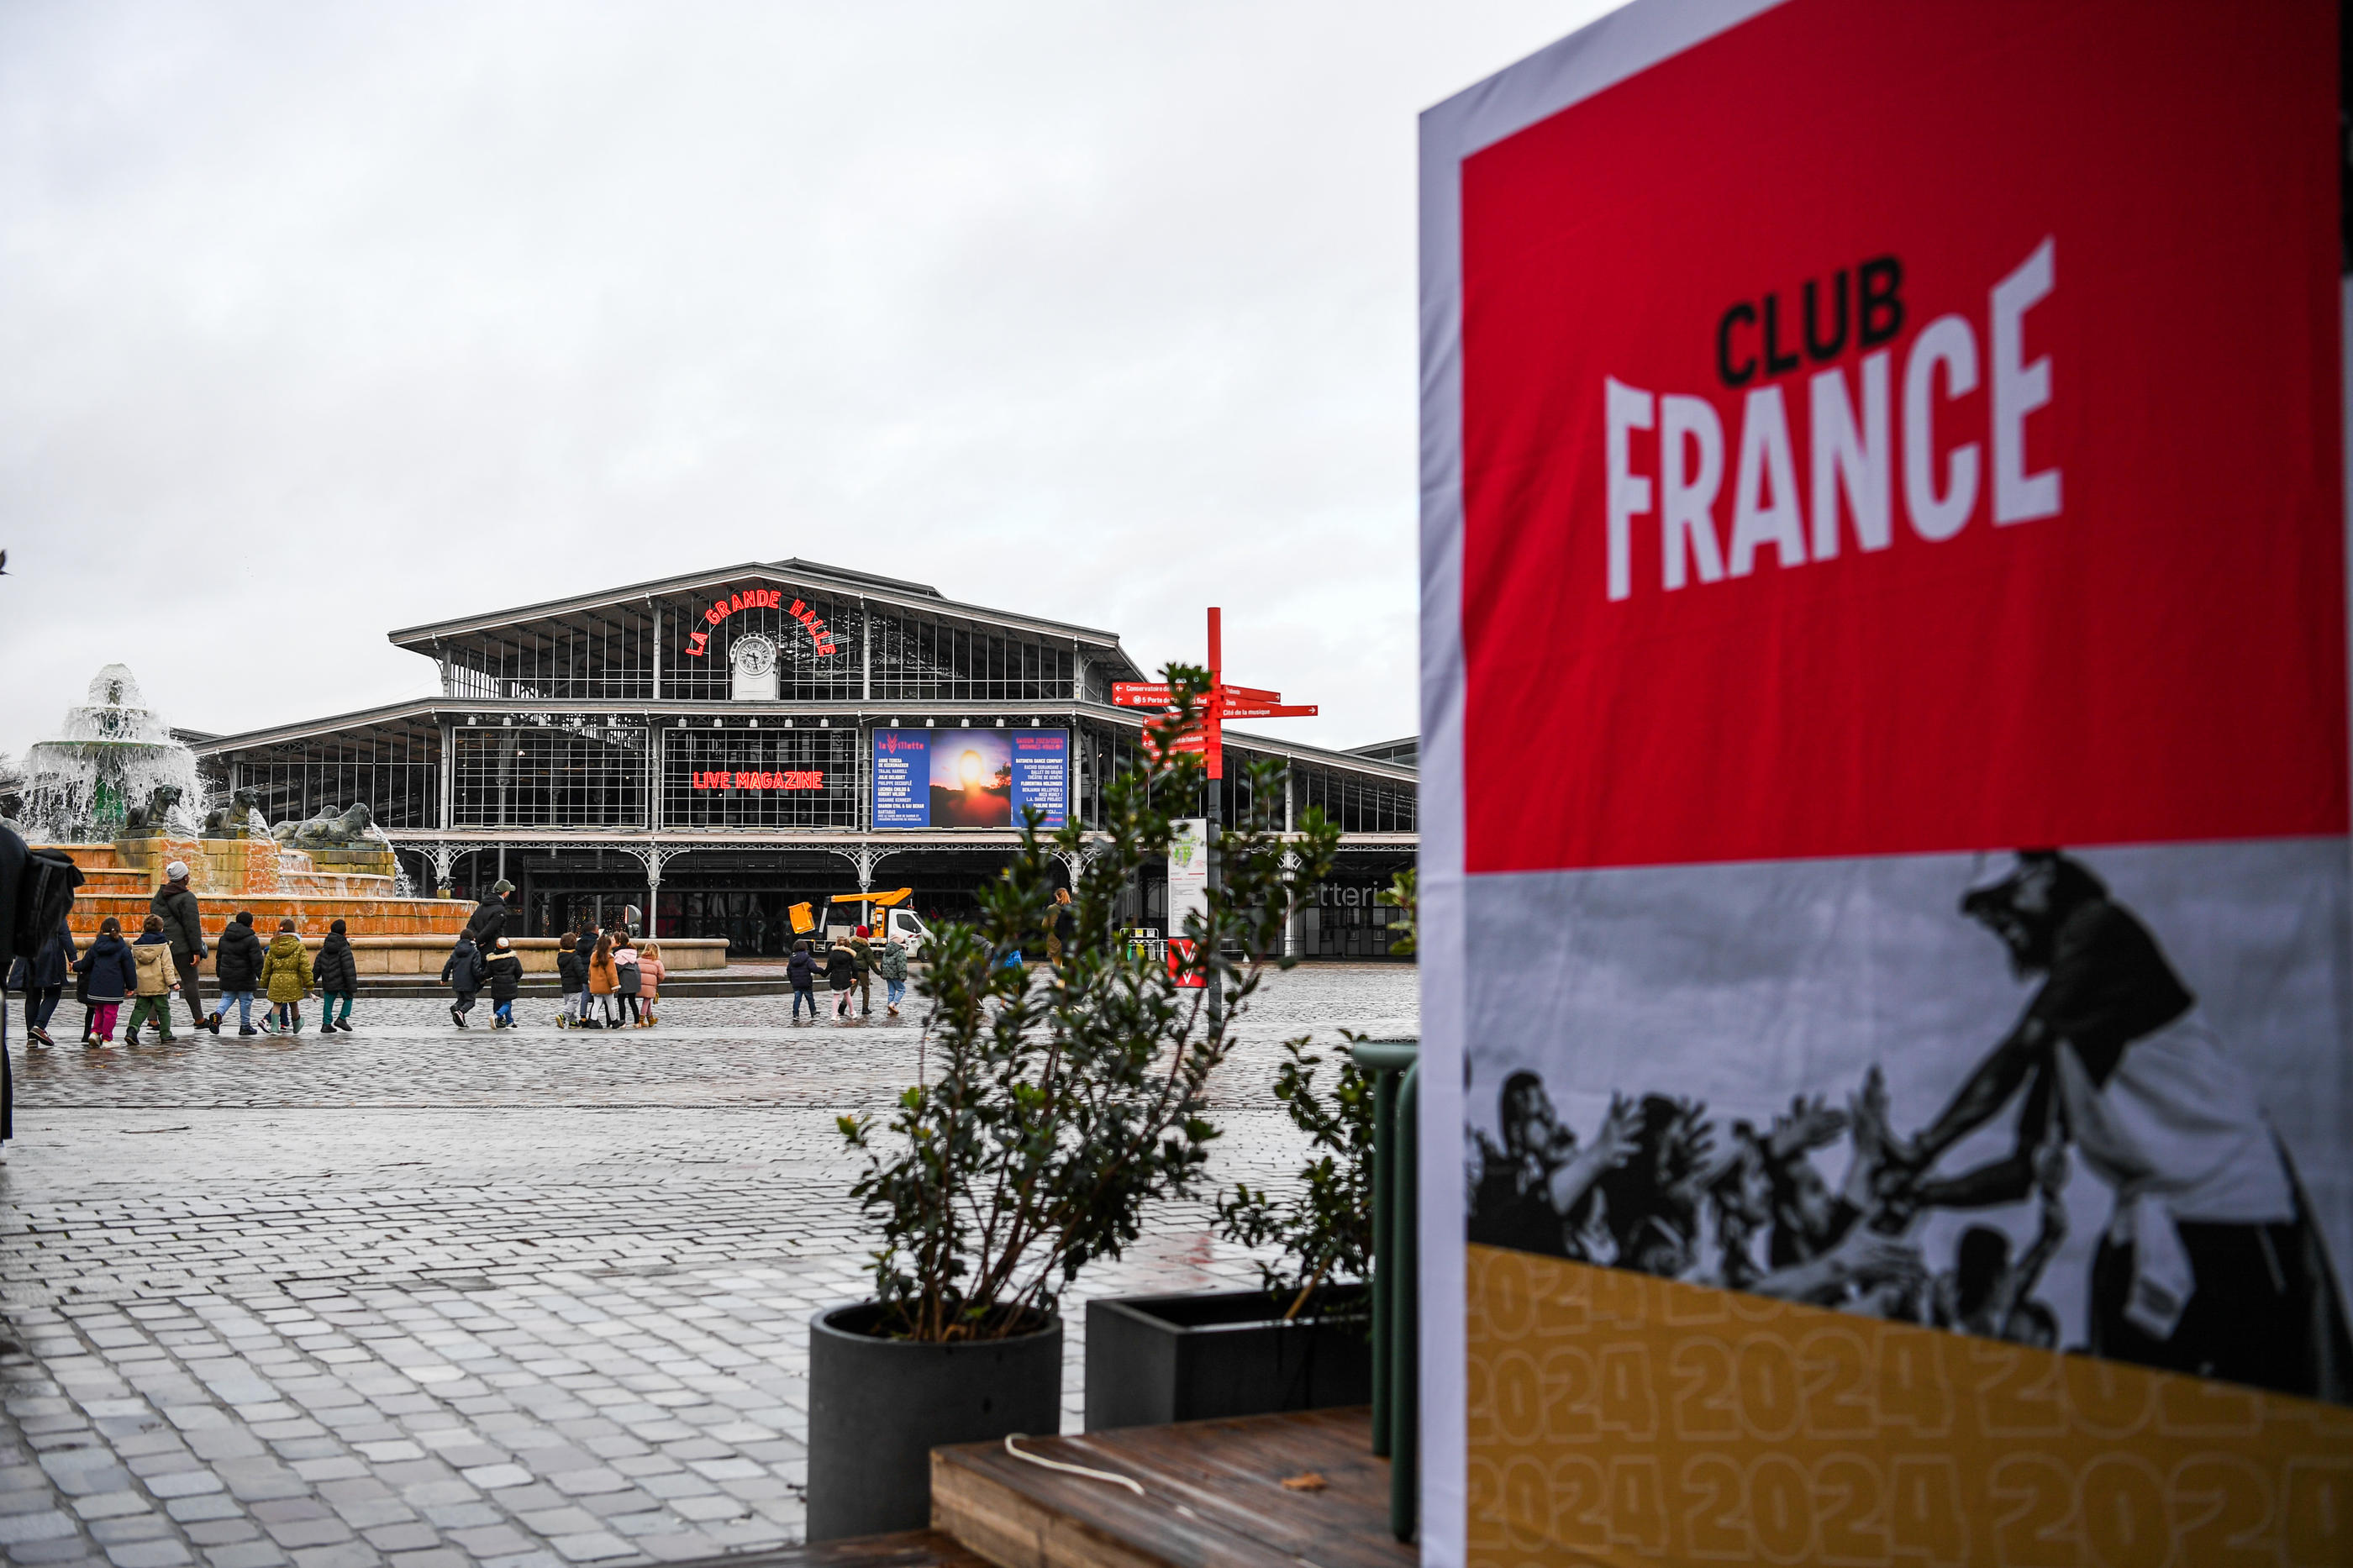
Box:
[0,967,1418,1568]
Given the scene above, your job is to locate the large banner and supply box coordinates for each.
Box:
[1418,3,2352,1565]
[871,728,1066,829]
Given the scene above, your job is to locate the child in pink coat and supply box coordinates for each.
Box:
[635,941,666,1027]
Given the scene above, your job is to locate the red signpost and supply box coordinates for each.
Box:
[1113,608,1319,778]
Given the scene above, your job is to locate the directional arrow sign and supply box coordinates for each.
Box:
[1218,685,1283,704]
[1111,682,1172,708]
[1220,703,1319,720]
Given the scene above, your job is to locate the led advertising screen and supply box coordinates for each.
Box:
[871,728,1066,829]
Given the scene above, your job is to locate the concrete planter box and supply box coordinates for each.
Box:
[806,1302,1061,1541]
[1082,1284,1371,1432]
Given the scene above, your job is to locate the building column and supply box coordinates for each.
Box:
[619,844,678,938]
[1282,849,1307,960]
[647,724,664,831]
[436,720,455,831]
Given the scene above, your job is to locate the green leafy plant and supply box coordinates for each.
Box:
[1215,1030,1376,1320]
[837,665,1343,1341]
[1377,868,1416,956]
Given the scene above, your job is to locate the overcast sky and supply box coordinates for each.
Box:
[0,1,1615,766]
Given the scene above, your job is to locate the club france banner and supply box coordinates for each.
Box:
[1416,3,2353,1565]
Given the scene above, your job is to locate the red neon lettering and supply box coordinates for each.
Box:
[686,631,708,656]
[789,599,805,616]
[703,607,723,626]
[761,589,778,608]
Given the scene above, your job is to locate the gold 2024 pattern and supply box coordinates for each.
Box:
[1466,1244,2353,1566]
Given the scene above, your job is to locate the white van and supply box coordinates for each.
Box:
[824,895,934,951]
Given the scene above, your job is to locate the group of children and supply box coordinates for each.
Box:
[785,925,909,1020]
[4,908,358,1044]
[551,928,664,1029]
[435,925,664,1030]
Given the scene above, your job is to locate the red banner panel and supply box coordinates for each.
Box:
[1459,0,2344,874]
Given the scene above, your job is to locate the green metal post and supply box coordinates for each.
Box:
[1392,1061,1419,1541]
[1350,1039,1418,1469]
[1368,1067,1396,1455]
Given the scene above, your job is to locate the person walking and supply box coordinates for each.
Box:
[876,934,909,1018]
[314,919,358,1033]
[260,919,313,1034]
[573,928,601,1025]
[787,940,817,1022]
[150,860,217,1034]
[463,880,514,950]
[442,933,486,1028]
[483,938,524,1029]
[850,926,876,1016]
[587,934,620,1028]
[825,938,857,1020]
[8,914,75,1047]
[636,942,666,1026]
[126,915,181,1043]
[1049,887,1076,970]
[555,934,586,1029]
[73,917,138,1045]
[613,937,644,1026]
[71,927,98,1044]
[211,911,264,1036]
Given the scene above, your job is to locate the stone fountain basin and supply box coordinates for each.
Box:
[40,839,726,977]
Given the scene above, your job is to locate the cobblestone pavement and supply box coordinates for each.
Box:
[0,967,1416,1568]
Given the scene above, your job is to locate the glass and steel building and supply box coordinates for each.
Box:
[192,560,1418,956]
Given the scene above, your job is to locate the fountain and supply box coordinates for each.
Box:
[19,665,204,843]
[18,664,477,979]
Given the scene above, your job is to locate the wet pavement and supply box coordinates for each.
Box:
[0,966,1417,1568]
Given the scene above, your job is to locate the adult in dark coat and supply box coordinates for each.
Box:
[463,881,514,950]
[209,913,266,1034]
[0,824,26,1140]
[7,916,77,1045]
[148,864,215,1035]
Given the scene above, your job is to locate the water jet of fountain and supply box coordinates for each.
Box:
[19,665,205,844]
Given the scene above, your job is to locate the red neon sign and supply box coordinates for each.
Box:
[682,589,839,659]
[691,770,825,791]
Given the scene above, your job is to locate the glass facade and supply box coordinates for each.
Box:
[232,721,439,831]
[1293,761,1417,833]
[450,724,647,828]
[434,581,1088,706]
[659,728,861,829]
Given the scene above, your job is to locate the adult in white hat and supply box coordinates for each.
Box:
[146,860,215,1036]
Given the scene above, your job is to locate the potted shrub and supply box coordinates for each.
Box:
[806,667,1340,1539]
[1083,1033,1377,1431]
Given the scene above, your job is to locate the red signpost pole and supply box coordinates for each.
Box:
[1116,606,1321,1007]
[1204,608,1223,1028]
